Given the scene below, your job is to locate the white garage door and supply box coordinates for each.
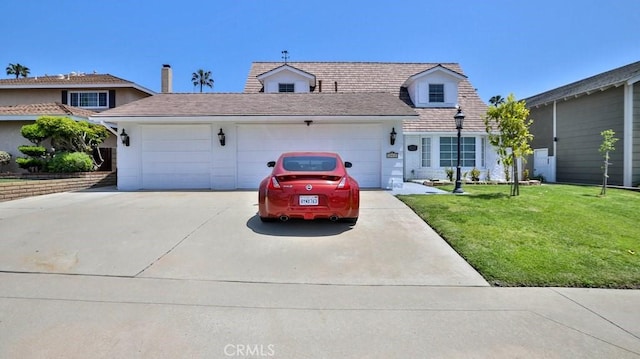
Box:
[141,125,212,189]
[237,124,382,188]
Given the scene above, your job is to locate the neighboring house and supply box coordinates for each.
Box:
[0,72,155,109]
[0,103,116,172]
[525,61,640,187]
[93,62,498,191]
[0,71,156,173]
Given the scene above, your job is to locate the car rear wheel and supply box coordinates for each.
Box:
[342,217,358,224]
[259,216,277,223]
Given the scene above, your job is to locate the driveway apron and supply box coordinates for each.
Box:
[0,189,487,286]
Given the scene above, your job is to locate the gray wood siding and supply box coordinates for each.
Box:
[634,84,640,186]
[556,87,624,185]
[529,104,554,155]
[527,104,554,176]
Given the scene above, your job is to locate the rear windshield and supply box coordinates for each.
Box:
[282,156,337,171]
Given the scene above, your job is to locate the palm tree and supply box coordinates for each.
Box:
[6,63,30,78]
[489,95,505,106]
[191,69,214,92]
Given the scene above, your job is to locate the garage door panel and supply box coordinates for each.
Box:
[143,151,211,163]
[143,174,210,189]
[237,124,381,188]
[142,162,210,174]
[141,125,212,189]
[142,127,211,140]
[142,140,211,152]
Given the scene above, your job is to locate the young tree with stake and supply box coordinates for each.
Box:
[599,129,618,196]
[484,94,534,196]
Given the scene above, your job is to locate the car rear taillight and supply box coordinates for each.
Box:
[268,176,281,189]
[337,176,350,190]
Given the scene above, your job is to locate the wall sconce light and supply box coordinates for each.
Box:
[390,127,397,146]
[304,120,313,126]
[218,128,226,146]
[120,129,130,147]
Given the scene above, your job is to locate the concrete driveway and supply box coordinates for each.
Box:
[2,189,639,358]
[0,188,486,286]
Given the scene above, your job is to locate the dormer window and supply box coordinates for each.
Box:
[403,65,466,108]
[429,84,445,103]
[278,83,295,93]
[257,64,316,93]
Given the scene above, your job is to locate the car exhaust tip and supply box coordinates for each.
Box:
[279,215,289,222]
[329,215,339,222]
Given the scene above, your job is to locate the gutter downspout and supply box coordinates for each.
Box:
[623,82,634,187]
[553,100,557,182]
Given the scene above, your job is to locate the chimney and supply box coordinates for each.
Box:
[161,64,172,93]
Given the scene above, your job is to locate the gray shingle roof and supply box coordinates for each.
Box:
[0,73,155,95]
[245,62,488,132]
[0,102,95,118]
[524,61,640,107]
[0,74,132,86]
[92,92,418,118]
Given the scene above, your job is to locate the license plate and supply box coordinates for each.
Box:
[299,195,319,206]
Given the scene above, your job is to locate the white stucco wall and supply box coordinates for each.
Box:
[116,119,405,190]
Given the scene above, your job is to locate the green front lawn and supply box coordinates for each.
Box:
[398,184,640,288]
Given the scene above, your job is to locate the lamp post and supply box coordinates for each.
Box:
[453,108,465,194]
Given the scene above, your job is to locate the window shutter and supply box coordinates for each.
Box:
[61,90,68,105]
[108,90,116,108]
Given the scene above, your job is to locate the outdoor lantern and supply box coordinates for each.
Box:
[454,108,465,130]
[218,128,226,146]
[453,108,465,194]
[390,127,397,146]
[120,129,130,147]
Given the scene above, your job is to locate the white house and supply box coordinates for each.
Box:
[92,62,502,190]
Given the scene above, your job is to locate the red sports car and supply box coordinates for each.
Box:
[258,152,360,223]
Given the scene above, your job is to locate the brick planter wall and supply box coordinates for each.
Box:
[0,172,116,202]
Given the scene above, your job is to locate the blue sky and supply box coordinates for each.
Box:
[3,0,639,102]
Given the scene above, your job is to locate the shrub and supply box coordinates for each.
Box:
[445,168,454,181]
[47,152,94,173]
[21,123,47,144]
[18,145,47,157]
[20,116,109,169]
[0,151,10,166]
[523,168,530,181]
[470,168,481,181]
[16,157,45,172]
